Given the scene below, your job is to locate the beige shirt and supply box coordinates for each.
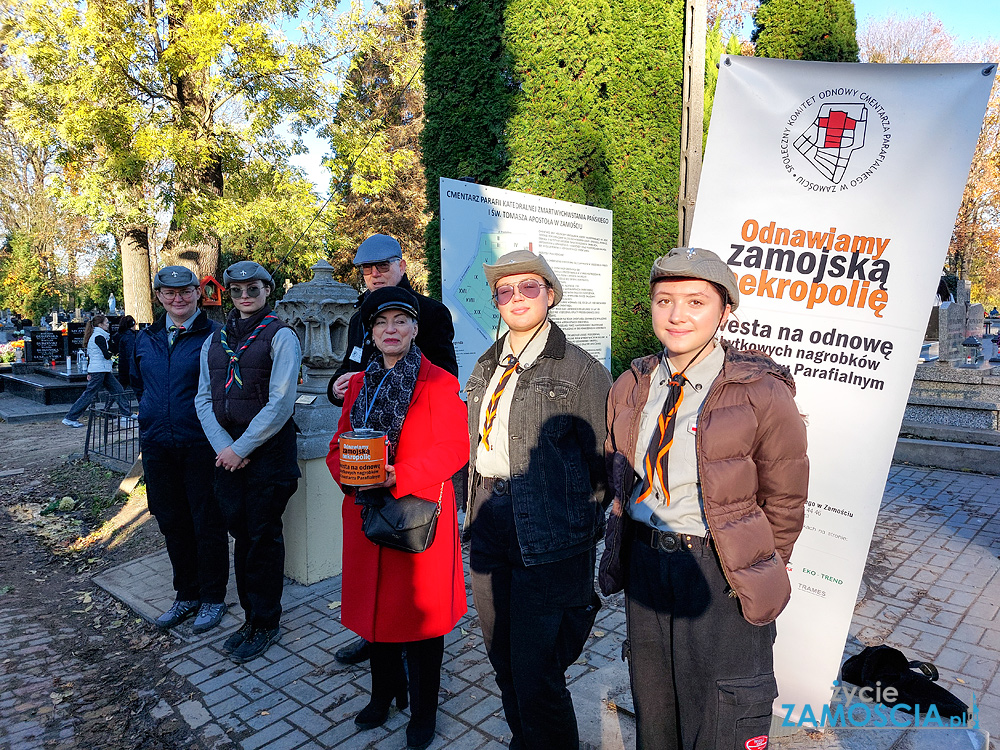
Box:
[627,342,725,536]
[475,324,551,479]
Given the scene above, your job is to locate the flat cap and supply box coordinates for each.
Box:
[353,234,403,265]
[482,250,563,308]
[650,247,739,311]
[223,261,273,287]
[359,286,420,330]
[154,266,199,289]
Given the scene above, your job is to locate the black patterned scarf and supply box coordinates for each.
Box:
[350,343,422,464]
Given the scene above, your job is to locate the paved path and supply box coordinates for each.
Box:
[5,463,998,748]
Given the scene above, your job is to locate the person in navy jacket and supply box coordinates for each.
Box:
[132,266,230,634]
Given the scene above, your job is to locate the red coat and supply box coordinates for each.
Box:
[327,355,469,642]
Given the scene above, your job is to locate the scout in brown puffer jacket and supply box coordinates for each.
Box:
[601,247,808,750]
[605,341,809,624]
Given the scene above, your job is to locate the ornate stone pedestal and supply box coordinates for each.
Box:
[275,260,359,584]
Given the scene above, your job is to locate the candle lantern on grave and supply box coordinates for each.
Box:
[961,336,982,366]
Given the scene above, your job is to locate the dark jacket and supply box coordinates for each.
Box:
[132,310,220,448]
[605,343,808,625]
[114,329,137,389]
[465,322,612,565]
[327,275,457,405]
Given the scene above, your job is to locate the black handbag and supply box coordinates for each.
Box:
[361,483,444,553]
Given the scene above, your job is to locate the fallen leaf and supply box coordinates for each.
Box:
[593,630,605,637]
[327,601,341,610]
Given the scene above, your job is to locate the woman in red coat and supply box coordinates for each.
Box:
[327,286,468,750]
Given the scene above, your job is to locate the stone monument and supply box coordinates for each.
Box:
[274,259,358,584]
[900,279,1000,473]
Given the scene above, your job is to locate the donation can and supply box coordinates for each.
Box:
[339,429,388,486]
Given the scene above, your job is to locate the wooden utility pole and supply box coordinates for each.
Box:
[678,0,707,246]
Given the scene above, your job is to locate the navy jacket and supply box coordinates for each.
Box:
[132,310,220,448]
[464,322,612,565]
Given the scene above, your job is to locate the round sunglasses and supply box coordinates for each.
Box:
[494,279,548,306]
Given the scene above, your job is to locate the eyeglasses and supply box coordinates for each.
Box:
[158,288,197,301]
[227,285,264,298]
[494,280,548,306]
[359,259,399,275]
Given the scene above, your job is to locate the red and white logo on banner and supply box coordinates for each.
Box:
[745,736,768,750]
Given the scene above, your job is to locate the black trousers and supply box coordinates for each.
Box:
[625,529,777,750]
[469,484,599,750]
[214,423,299,630]
[370,637,444,729]
[143,442,229,603]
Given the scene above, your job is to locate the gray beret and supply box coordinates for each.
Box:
[154,266,199,289]
[223,261,273,287]
[353,234,403,265]
[650,247,740,311]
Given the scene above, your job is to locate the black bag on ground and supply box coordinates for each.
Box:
[840,645,969,719]
[360,483,444,554]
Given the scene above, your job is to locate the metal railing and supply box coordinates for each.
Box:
[83,390,139,468]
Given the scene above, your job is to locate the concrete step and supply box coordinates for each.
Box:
[900,420,1000,447]
[893,436,1000,475]
[0,393,70,423]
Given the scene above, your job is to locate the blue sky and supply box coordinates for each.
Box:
[854,0,1000,44]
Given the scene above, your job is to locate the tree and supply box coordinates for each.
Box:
[324,0,430,289]
[3,0,348,304]
[949,46,1000,305]
[753,0,859,62]
[857,13,956,63]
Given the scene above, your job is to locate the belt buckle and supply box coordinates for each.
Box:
[658,532,679,553]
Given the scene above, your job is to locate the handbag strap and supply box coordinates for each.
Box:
[434,482,444,517]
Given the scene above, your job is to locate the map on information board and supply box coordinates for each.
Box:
[440,178,613,387]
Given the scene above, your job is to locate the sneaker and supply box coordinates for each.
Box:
[230,626,280,664]
[222,622,252,655]
[191,602,227,634]
[155,599,200,630]
[62,418,84,428]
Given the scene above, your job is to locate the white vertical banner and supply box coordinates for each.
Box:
[689,57,995,719]
[439,178,613,386]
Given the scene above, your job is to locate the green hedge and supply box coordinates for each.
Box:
[753,0,859,62]
[423,0,686,374]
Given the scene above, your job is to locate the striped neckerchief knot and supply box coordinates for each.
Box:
[168,324,185,348]
[219,314,278,392]
[481,354,519,451]
[635,371,687,506]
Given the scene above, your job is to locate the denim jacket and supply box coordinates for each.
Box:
[465,322,612,565]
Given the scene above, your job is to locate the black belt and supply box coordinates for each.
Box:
[477,476,510,495]
[632,524,708,553]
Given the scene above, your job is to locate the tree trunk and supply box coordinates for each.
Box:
[119,224,154,323]
[160,153,223,281]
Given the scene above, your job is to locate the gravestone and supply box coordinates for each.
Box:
[67,322,86,355]
[25,330,66,363]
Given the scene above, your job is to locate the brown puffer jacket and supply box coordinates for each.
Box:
[605,342,808,625]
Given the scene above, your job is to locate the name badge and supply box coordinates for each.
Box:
[349,346,363,363]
